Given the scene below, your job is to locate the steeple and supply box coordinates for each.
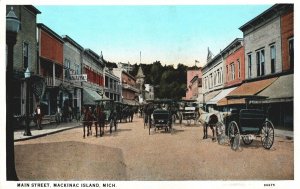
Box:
[136,65,145,79]
[135,65,145,92]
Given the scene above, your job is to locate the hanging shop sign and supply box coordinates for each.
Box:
[69,74,87,82]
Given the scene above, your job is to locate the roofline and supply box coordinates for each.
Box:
[122,70,136,81]
[239,4,293,31]
[62,35,84,51]
[24,5,41,15]
[220,38,243,54]
[83,49,105,67]
[202,38,243,70]
[37,23,64,43]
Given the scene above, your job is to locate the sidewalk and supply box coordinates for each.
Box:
[275,129,294,140]
[14,121,81,142]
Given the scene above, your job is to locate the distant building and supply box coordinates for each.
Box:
[113,68,139,106]
[185,68,202,100]
[144,84,154,101]
[104,67,121,102]
[82,49,105,105]
[117,62,134,73]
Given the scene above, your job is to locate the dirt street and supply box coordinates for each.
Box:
[14,117,293,180]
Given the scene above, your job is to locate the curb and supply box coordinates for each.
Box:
[14,125,81,142]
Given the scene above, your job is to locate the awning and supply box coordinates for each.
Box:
[123,99,138,106]
[250,74,293,104]
[83,88,102,105]
[204,90,221,103]
[206,87,237,105]
[217,77,277,106]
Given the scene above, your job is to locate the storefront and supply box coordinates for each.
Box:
[249,74,293,130]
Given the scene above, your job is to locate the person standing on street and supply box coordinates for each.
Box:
[35,105,43,130]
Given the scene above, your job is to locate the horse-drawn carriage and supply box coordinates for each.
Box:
[200,95,275,151]
[178,100,199,125]
[147,99,175,135]
[224,95,275,150]
[95,99,118,134]
[225,109,274,150]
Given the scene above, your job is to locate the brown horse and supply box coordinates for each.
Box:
[96,105,105,137]
[82,107,93,138]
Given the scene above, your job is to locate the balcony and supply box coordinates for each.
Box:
[122,84,139,93]
[45,76,62,87]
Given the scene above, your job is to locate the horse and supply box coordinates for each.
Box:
[96,106,106,137]
[82,107,93,138]
[198,108,223,141]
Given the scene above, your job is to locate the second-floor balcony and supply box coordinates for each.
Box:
[45,76,62,87]
[122,84,139,93]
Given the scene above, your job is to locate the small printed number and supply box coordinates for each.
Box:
[264,184,275,187]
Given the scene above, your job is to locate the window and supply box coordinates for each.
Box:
[220,67,223,83]
[230,63,235,80]
[248,54,252,78]
[289,38,294,71]
[75,64,80,74]
[256,49,265,76]
[23,42,29,69]
[237,59,241,78]
[270,45,276,73]
[214,71,217,86]
[210,74,213,88]
[226,65,229,82]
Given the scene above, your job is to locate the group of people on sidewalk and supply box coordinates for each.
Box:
[32,104,81,130]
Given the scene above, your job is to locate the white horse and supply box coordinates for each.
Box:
[198,108,229,141]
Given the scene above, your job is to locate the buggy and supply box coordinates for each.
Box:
[148,99,174,135]
[224,95,275,150]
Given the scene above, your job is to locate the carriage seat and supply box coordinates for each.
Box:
[239,109,265,134]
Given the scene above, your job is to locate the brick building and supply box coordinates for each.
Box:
[281,6,294,72]
[223,38,245,87]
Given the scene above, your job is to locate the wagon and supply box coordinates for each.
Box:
[148,99,174,135]
[225,96,275,150]
[178,100,199,125]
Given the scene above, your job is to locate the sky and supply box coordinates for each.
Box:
[34,4,275,67]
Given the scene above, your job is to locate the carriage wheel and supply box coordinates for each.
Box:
[261,120,275,149]
[228,121,240,151]
[242,136,253,145]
